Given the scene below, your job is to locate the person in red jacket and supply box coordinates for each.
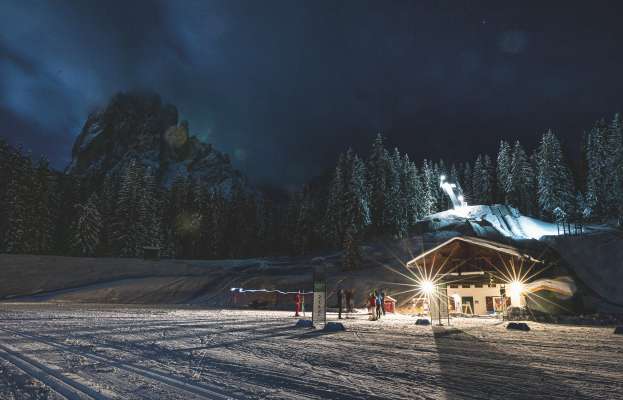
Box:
[294,290,301,317]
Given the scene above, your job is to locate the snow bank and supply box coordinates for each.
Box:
[425,204,563,240]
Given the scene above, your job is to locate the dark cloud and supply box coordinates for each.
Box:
[2,1,623,185]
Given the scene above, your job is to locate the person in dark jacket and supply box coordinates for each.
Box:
[337,288,344,319]
[294,291,301,317]
[345,289,352,314]
[380,290,386,316]
[375,290,382,320]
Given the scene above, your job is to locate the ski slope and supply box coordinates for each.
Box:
[426,204,563,240]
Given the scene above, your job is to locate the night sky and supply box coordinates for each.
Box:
[2,1,623,185]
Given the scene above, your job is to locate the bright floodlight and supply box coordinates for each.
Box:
[509,280,524,307]
[420,280,435,295]
[440,174,446,181]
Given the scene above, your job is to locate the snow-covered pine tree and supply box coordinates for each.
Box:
[323,154,345,247]
[449,164,459,188]
[421,159,437,216]
[97,175,117,255]
[0,139,10,249]
[367,133,389,234]
[585,119,609,219]
[164,173,190,258]
[472,155,484,204]
[384,148,403,237]
[3,147,27,253]
[347,150,371,235]
[113,160,145,257]
[53,173,82,255]
[393,152,410,239]
[536,130,575,219]
[73,193,102,256]
[138,167,161,248]
[482,155,495,204]
[497,140,512,203]
[324,149,370,247]
[293,186,316,255]
[605,113,623,219]
[31,157,55,254]
[509,141,536,215]
[462,161,473,203]
[341,226,361,271]
[403,156,423,227]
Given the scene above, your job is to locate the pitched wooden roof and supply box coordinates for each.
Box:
[406,236,542,269]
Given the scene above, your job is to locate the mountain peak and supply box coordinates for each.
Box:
[67,91,244,191]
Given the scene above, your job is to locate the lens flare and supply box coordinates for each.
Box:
[420,280,435,295]
[508,280,524,306]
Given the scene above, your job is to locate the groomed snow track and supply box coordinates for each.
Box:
[0,327,240,400]
[0,340,105,400]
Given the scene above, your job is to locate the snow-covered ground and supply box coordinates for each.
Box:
[0,304,620,399]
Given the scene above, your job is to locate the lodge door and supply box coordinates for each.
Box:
[485,296,494,313]
[461,297,474,314]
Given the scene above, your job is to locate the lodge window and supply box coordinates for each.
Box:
[488,284,496,288]
[461,284,471,288]
[450,284,458,288]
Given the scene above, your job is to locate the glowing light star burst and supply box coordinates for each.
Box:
[420,280,435,295]
[508,280,524,307]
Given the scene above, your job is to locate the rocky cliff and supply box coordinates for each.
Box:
[67,91,244,192]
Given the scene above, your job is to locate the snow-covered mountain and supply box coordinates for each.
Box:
[66,91,246,192]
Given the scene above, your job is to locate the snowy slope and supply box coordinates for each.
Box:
[424,204,562,240]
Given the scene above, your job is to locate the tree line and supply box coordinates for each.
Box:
[1,113,622,259]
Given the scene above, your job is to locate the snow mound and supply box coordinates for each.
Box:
[424,204,561,240]
[295,319,314,328]
[324,322,346,332]
[507,322,530,331]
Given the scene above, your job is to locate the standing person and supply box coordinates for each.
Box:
[345,289,352,314]
[337,288,344,319]
[369,291,376,320]
[380,290,386,316]
[294,290,301,317]
[375,290,382,320]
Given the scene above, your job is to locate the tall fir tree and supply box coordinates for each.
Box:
[605,113,623,219]
[138,167,161,248]
[366,133,389,234]
[73,193,102,256]
[113,160,145,257]
[384,148,403,237]
[462,161,473,203]
[536,130,575,219]
[585,119,609,219]
[497,140,512,203]
[509,141,536,215]
[421,159,437,216]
